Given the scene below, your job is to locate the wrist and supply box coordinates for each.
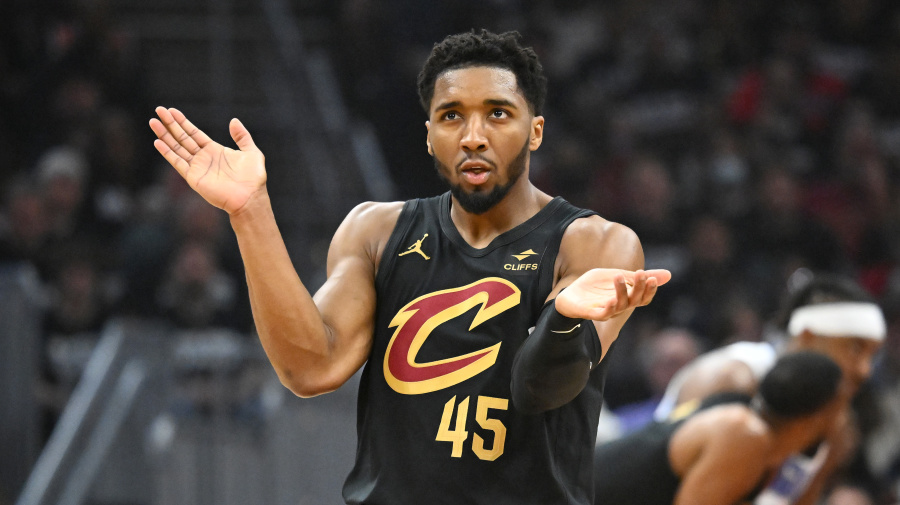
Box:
[229,188,275,233]
[230,187,271,218]
[548,300,584,335]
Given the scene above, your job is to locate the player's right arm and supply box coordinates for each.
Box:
[234,197,401,397]
[150,106,399,397]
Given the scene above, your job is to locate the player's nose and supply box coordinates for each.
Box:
[460,117,487,152]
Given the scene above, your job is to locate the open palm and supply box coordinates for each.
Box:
[555,268,672,321]
[149,106,266,215]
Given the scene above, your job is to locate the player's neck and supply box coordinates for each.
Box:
[449,181,550,249]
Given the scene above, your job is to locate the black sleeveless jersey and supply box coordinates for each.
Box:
[342,192,611,505]
[593,420,683,505]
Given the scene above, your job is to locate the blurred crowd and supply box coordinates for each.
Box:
[0,0,253,451]
[2,0,900,504]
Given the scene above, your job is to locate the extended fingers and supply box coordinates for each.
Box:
[645,269,672,286]
[637,269,669,306]
[152,138,190,177]
[169,107,213,148]
[153,106,201,157]
[639,276,658,305]
[150,111,193,162]
[628,270,648,306]
[625,270,662,307]
[613,272,629,313]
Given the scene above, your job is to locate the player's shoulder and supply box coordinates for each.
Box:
[559,214,642,270]
[673,403,771,464]
[341,201,405,234]
[562,213,639,245]
[702,403,770,443]
[346,200,406,221]
[562,213,633,238]
[332,201,406,253]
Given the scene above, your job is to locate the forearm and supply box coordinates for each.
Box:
[510,299,602,414]
[230,191,333,393]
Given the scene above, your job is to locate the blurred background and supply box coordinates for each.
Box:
[1,0,900,504]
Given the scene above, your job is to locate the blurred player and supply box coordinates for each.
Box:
[595,351,845,505]
[652,273,885,504]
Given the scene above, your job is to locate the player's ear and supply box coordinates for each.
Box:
[426,121,433,156]
[529,116,544,151]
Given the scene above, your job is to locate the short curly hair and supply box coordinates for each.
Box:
[416,29,547,116]
[759,351,842,418]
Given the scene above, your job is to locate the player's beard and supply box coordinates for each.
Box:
[435,140,529,215]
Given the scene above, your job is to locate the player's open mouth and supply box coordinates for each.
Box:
[461,168,490,185]
[460,160,492,185]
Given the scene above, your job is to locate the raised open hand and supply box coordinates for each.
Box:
[149,107,266,215]
[554,268,672,322]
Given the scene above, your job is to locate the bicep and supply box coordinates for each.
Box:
[312,255,377,374]
[311,202,400,384]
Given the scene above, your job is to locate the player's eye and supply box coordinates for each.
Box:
[490,109,508,119]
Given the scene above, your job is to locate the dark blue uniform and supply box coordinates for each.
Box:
[343,192,608,505]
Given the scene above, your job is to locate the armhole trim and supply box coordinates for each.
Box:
[375,199,418,290]
[535,208,598,310]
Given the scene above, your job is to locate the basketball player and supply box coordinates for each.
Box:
[651,273,885,504]
[594,351,846,505]
[149,30,670,504]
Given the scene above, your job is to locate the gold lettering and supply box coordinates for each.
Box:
[503,264,538,271]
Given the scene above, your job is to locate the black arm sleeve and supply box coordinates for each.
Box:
[510,298,603,415]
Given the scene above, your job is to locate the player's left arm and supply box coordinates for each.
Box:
[509,216,670,414]
[551,216,669,360]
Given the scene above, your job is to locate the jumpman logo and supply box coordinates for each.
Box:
[399,233,430,260]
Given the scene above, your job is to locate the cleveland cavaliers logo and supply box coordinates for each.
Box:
[384,278,521,395]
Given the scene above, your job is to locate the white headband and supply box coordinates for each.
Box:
[788,302,886,341]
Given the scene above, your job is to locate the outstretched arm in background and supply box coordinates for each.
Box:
[149,107,391,397]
